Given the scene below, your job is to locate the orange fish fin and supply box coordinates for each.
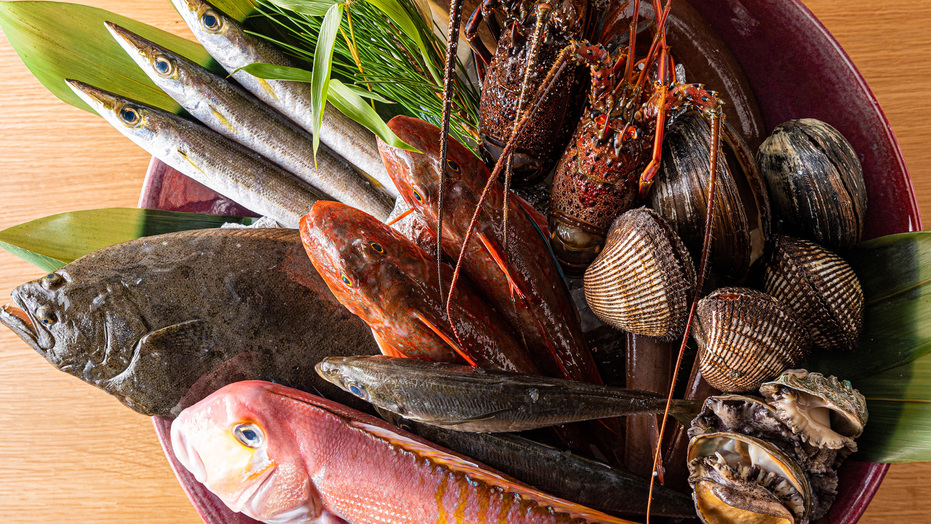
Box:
[413,311,476,367]
[371,329,405,358]
[476,232,525,301]
[385,206,414,226]
[352,421,637,524]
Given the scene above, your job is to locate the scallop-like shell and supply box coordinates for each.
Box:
[757,119,867,248]
[688,432,813,524]
[764,235,863,351]
[760,369,868,452]
[583,207,696,339]
[695,288,810,392]
[650,111,771,280]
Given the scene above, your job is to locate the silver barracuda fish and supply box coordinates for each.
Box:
[105,22,393,222]
[169,0,399,198]
[66,79,325,228]
[316,355,701,432]
[0,228,380,418]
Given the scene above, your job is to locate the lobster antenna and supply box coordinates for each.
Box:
[437,0,465,308]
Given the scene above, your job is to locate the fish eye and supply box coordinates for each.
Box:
[340,274,353,287]
[346,382,368,400]
[153,55,173,76]
[41,273,64,290]
[412,189,424,203]
[35,306,56,326]
[446,159,461,174]
[119,106,141,126]
[233,423,264,449]
[370,242,384,254]
[200,10,221,32]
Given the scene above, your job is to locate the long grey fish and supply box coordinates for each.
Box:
[66,79,325,228]
[105,22,393,222]
[316,355,701,432]
[382,416,695,518]
[0,228,380,418]
[170,0,399,199]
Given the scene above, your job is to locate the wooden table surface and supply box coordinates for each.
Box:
[1,1,929,522]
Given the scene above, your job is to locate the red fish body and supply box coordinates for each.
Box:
[379,115,601,385]
[171,380,639,524]
[300,201,537,372]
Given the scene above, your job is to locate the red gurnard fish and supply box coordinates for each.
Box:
[379,115,600,385]
[171,380,640,524]
[300,201,537,372]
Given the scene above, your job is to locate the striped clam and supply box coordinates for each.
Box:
[764,235,863,352]
[694,288,810,392]
[687,370,868,522]
[757,118,867,248]
[649,110,771,280]
[583,207,696,339]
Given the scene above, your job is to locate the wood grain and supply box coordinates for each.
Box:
[0,0,928,522]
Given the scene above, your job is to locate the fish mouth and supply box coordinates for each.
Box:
[105,22,154,64]
[0,299,42,354]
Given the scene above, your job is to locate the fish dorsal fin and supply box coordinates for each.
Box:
[351,421,636,523]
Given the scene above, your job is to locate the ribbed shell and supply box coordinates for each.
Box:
[764,236,863,351]
[583,208,696,339]
[757,119,867,248]
[694,288,810,392]
[650,111,771,280]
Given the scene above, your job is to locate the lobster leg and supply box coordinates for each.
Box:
[464,0,498,78]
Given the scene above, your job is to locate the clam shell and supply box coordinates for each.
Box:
[760,369,868,452]
[695,288,810,392]
[757,118,867,248]
[688,431,813,524]
[764,235,863,351]
[583,207,696,339]
[650,111,771,280]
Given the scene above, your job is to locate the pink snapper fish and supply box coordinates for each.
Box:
[170,380,640,524]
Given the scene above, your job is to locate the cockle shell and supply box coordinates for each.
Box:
[650,111,771,280]
[694,288,810,392]
[760,369,868,452]
[764,235,863,351]
[688,431,813,524]
[757,118,867,248]
[583,207,696,339]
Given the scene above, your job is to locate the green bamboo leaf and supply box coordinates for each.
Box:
[363,0,439,82]
[211,0,259,21]
[311,2,342,158]
[854,398,931,463]
[0,208,254,271]
[236,63,394,103]
[328,79,415,151]
[0,1,224,114]
[804,232,931,380]
[266,0,340,17]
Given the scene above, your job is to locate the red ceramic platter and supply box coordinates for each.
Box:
[141,0,920,521]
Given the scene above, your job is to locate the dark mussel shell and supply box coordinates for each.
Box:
[650,111,771,281]
[757,118,867,249]
[694,287,810,392]
[763,235,863,351]
[584,208,696,339]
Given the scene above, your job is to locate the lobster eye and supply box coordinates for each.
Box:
[201,10,221,32]
[340,274,353,287]
[370,242,384,254]
[36,307,56,325]
[233,423,264,449]
[446,159,460,173]
[119,106,141,126]
[153,55,173,76]
[346,382,368,400]
[42,273,64,290]
[412,189,424,203]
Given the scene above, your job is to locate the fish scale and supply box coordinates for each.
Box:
[171,380,639,524]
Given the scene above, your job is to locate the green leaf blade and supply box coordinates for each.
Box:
[311,2,343,159]
[328,79,416,151]
[0,208,254,269]
[266,0,341,17]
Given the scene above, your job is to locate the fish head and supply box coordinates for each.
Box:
[300,201,432,323]
[104,23,201,102]
[65,80,163,149]
[0,268,143,383]
[380,116,488,220]
[315,356,405,414]
[171,381,322,522]
[170,0,246,56]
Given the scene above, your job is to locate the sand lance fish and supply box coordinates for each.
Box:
[0,228,378,417]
